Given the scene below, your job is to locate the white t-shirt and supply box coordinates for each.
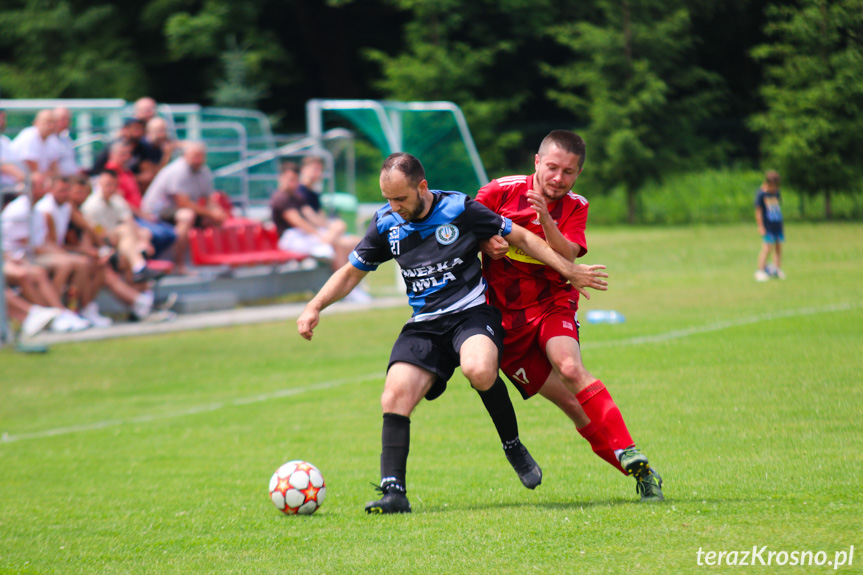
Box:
[51,132,79,176]
[81,187,132,232]
[9,126,59,173]
[1,194,48,257]
[35,193,73,246]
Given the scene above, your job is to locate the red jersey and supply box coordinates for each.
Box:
[476,174,589,331]
[105,161,142,210]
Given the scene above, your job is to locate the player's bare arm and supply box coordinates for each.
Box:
[525,189,582,261]
[506,224,608,299]
[297,264,368,340]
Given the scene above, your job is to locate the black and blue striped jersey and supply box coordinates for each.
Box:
[349,190,513,322]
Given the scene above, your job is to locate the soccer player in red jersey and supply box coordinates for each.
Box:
[477,130,664,501]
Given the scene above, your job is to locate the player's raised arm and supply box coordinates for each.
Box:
[297,263,369,340]
[506,224,608,299]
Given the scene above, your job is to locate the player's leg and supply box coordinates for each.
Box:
[458,309,542,489]
[545,335,664,500]
[756,239,771,281]
[537,373,627,475]
[366,361,434,514]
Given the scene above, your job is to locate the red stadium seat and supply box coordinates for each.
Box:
[187,223,307,267]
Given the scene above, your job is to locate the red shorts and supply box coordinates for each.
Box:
[500,308,580,399]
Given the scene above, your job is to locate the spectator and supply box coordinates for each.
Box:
[50,107,81,177]
[144,117,178,171]
[134,97,158,124]
[9,110,59,176]
[92,118,159,191]
[270,162,364,279]
[101,139,176,258]
[71,173,172,321]
[1,108,26,192]
[35,175,112,327]
[4,288,64,338]
[298,155,324,212]
[80,171,160,283]
[141,142,226,274]
[1,175,91,332]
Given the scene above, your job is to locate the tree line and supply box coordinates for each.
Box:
[1,0,861,220]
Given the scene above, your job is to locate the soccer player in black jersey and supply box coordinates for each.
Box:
[297,153,607,513]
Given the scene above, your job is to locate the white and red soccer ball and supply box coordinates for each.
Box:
[269,460,326,515]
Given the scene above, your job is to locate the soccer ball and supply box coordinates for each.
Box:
[269,460,326,515]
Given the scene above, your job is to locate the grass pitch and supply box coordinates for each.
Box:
[1,223,861,574]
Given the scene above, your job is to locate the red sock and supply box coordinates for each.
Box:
[576,380,634,452]
[577,421,627,475]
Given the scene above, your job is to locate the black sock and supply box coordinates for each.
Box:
[380,412,410,492]
[476,376,520,446]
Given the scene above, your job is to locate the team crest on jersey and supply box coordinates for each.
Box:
[435,224,459,245]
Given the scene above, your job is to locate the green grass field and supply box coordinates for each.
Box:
[1,223,861,574]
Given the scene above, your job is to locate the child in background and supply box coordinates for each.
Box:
[754,170,785,281]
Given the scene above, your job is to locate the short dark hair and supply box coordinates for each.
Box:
[381,153,425,187]
[538,130,586,168]
[280,161,300,175]
[101,169,118,179]
[765,170,781,184]
[123,118,145,128]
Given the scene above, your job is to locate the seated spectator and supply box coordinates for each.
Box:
[298,155,324,212]
[101,139,176,258]
[92,118,159,192]
[9,109,59,176]
[79,171,161,283]
[141,142,226,274]
[145,117,178,171]
[70,173,173,321]
[50,107,82,177]
[270,162,368,301]
[4,288,64,338]
[1,177,91,332]
[35,175,112,326]
[1,108,26,193]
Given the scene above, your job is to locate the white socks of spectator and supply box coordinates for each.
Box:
[133,291,154,318]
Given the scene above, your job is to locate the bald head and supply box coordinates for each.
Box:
[34,110,56,139]
[53,107,71,133]
[146,117,168,143]
[183,141,207,171]
[134,97,157,122]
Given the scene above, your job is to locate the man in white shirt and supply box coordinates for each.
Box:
[34,176,111,326]
[50,108,81,177]
[9,110,59,176]
[0,173,90,331]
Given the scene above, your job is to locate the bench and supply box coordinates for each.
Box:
[188,222,307,267]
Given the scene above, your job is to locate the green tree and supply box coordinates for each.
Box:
[0,1,144,98]
[545,0,723,223]
[365,0,573,174]
[749,0,863,219]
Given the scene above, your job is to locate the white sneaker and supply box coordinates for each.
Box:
[21,306,64,338]
[754,270,770,282]
[81,302,113,328]
[50,310,91,333]
[133,292,154,319]
[141,310,177,323]
[776,269,786,280]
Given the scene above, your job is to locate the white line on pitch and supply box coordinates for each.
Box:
[582,301,859,349]
[1,372,384,444]
[2,301,857,444]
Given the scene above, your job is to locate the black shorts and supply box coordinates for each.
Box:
[388,304,505,402]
